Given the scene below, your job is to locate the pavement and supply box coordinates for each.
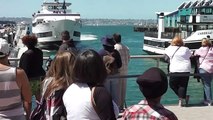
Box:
[165,104,213,120]
[118,104,213,120]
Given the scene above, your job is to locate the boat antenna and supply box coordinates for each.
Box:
[62,0,66,13]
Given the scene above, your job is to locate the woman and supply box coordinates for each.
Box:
[42,51,76,119]
[63,49,119,120]
[194,38,213,106]
[165,36,192,107]
[19,35,45,101]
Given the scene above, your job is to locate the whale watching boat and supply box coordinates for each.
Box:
[32,0,81,50]
[134,0,213,54]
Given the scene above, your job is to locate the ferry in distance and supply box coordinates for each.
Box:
[134,0,213,54]
[32,0,81,50]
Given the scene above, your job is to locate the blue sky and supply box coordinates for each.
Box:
[1,0,191,19]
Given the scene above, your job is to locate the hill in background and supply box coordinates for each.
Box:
[0,17,157,26]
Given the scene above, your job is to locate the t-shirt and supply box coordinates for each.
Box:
[63,83,118,120]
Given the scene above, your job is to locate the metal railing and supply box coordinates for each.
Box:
[8,55,212,78]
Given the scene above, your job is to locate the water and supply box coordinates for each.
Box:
[47,25,208,106]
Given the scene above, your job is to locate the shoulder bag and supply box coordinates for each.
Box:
[194,48,210,82]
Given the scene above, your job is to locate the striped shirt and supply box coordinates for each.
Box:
[122,100,178,120]
[0,67,25,120]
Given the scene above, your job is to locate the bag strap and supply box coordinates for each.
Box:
[91,87,99,115]
[200,47,210,65]
[171,47,181,60]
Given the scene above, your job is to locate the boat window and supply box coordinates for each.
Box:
[206,8,212,14]
[144,39,167,48]
[73,31,80,37]
[201,8,206,14]
[36,31,52,38]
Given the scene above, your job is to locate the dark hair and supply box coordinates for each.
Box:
[21,35,38,47]
[72,49,107,86]
[113,33,121,43]
[61,30,70,41]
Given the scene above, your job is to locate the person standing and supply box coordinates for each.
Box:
[42,51,76,119]
[98,35,122,109]
[58,30,77,52]
[63,49,119,120]
[194,38,213,106]
[122,67,178,120]
[113,33,130,110]
[19,35,45,101]
[165,36,192,107]
[0,40,32,120]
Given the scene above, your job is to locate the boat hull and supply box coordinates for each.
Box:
[32,19,81,50]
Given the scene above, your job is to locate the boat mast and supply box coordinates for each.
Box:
[158,13,165,39]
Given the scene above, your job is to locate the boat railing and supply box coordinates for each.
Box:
[144,31,183,39]
[144,31,158,38]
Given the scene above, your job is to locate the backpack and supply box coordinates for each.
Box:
[29,98,46,120]
[103,52,119,75]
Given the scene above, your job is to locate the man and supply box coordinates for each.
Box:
[122,67,178,120]
[98,35,122,109]
[0,40,32,120]
[58,30,77,52]
[19,35,45,101]
[113,33,130,111]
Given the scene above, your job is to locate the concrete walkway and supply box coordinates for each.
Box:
[165,105,213,120]
[118,104,213,120]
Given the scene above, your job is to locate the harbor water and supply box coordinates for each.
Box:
[45,25,210,107]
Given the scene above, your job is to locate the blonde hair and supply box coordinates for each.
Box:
[201,38,212,47]
[171,36,184,46]
[44,51,76,98]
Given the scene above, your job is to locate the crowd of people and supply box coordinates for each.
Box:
[0,30,212,120]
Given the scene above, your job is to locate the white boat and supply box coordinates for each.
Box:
[135,0,213,55]
[32,0,81,50]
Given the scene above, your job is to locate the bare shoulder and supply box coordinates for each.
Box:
[16,68,28,82]
[16,68,25,74]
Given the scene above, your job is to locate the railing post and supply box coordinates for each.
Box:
[156,58,160,68]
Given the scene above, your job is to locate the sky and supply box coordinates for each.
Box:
[0,0,195,19]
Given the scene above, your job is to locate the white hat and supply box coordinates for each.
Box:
[0,39,10,58]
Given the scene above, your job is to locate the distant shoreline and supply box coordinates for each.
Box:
[0,17,157,26]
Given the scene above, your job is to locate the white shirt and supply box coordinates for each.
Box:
[165,46,192,73]
[63,83,119,120]
[114,43,130,73]
[63,83,99,120]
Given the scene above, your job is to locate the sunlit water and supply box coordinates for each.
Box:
[42,25,210,107]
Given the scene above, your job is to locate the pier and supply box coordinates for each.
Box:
[8,55,213,120]
[165,105,213,120]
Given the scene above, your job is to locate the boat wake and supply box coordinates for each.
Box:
[80,34,97,41]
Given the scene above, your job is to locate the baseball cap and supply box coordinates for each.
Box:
[0,39,10,58]
[137,67,168,99]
